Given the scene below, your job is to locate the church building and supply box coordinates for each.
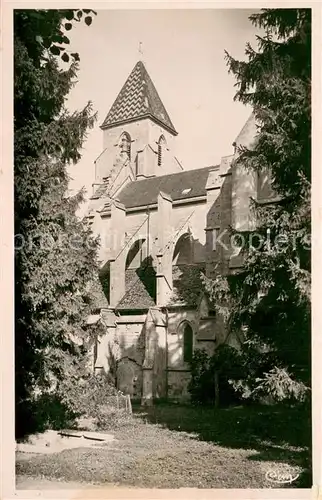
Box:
[85,60,274,403]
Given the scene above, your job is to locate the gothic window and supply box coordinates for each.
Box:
[120,132,131,160]
[157,135,166,166]
[178,321,193,363]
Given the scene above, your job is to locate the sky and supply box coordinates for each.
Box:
[65,8,261,208]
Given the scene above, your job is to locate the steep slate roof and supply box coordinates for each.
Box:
[117,166,216,209]
[116,269,156,310]
[100,61,177,136]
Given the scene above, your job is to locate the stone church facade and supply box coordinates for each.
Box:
[85,60,274,403]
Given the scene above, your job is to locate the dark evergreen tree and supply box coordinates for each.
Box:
[204,9,311,401]
[14,9,105,437]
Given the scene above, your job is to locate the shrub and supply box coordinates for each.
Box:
[188,345,244,406]
[58,371,119,420]
[16,393,75,440]
[188,349,213,405]
[188,342,311,407]
[94,406,133,430]
[21,369,133,435]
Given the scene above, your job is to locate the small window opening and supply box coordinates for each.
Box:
[158,144,162,166]
[183,323,193,363]
[120,133,131,161]
[157,135,166,167]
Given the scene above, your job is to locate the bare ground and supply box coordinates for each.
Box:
[16,404,311,490]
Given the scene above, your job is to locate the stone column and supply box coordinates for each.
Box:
[109,200,126,308]
[151,308,167,399]
[141,311,156,406]
[141,308,167,405]
[205,166,223,278]
[231,162,257,231]
[156,191,173,306]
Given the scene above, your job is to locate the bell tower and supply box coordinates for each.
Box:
[95,61,180,185]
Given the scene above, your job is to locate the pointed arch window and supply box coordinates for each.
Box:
[157,135,166,167]
[183,323,193,363]
[178,321,194,363]
[120,132,131,161]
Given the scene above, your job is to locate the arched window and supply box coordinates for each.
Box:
[178,321,193,363]
[120,132,131,160]
[183,323,193,362]
[157,135,166,167]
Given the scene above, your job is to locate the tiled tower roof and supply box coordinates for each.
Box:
[100,61,177,136]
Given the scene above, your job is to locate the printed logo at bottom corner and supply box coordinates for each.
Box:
[265,466,300,485]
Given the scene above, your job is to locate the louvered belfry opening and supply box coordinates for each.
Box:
[120,132,131,161]
[158,135,166,167]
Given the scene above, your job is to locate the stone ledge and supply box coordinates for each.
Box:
[16,429,115,455]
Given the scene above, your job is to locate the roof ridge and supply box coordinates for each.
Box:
[117,164,218,210]
[132,164,220,183]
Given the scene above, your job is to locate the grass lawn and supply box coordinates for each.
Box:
[16,403,311,489]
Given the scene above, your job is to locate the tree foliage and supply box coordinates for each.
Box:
[14,9,103,437]
[204,9,311,399]
[188,346,245,406]
[189,344,309,406]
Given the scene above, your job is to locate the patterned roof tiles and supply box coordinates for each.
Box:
[101,61,177,136]
[116,268,156,310]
